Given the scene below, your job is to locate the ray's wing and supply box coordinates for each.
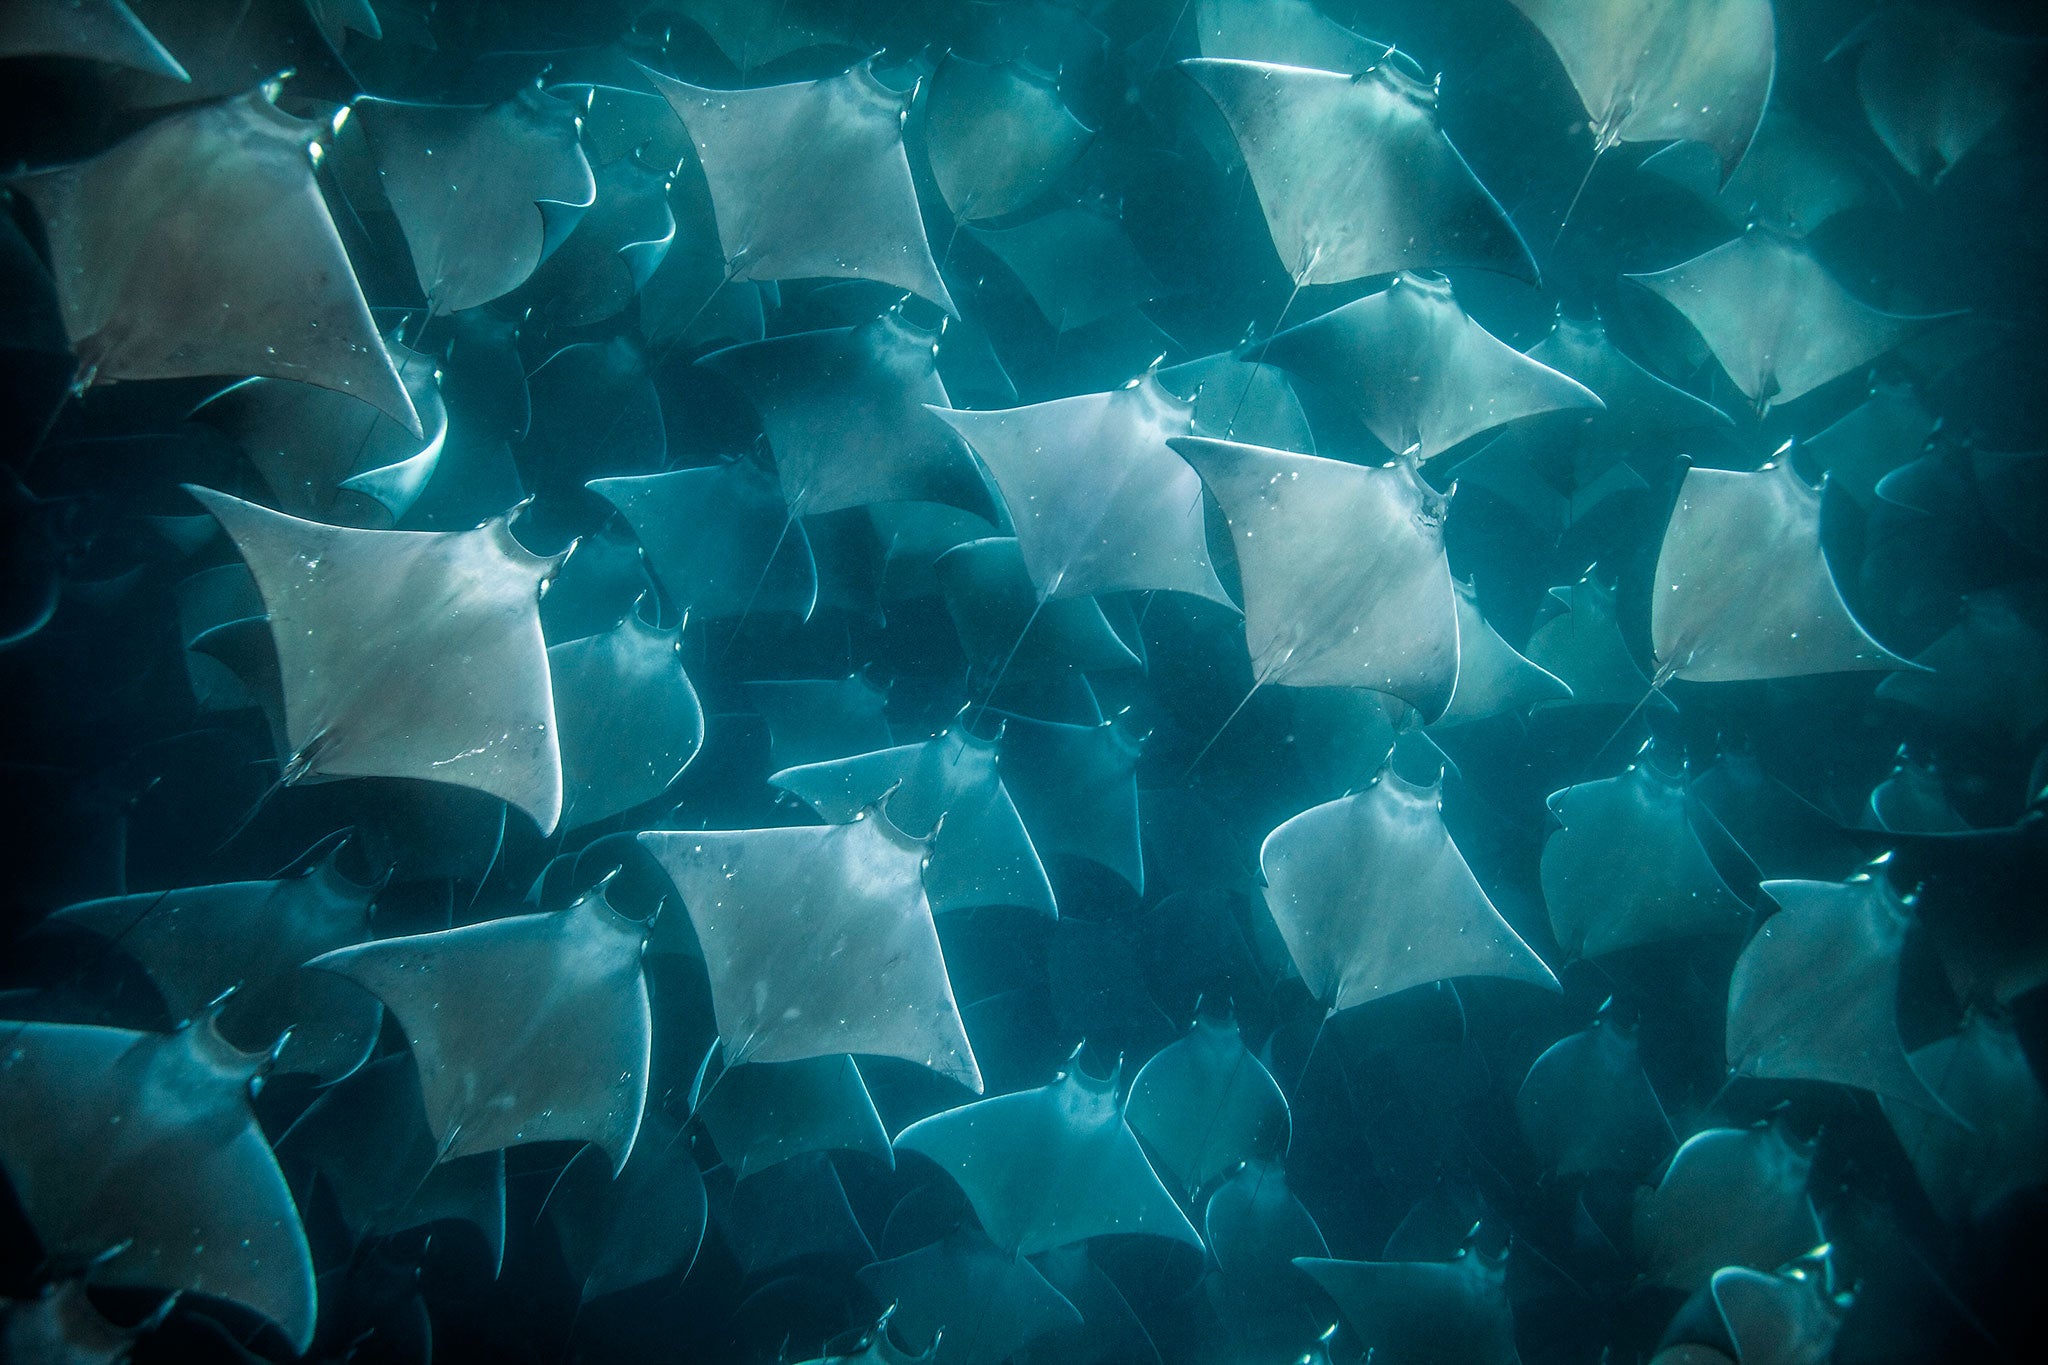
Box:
[1800,382,1936,508]
[1439,578,1571,723]
[54,843,381,1081]
[1179,58,1536,285]
[1515,1015,1673,1176]
[746,675,894,769]
[0,1020,316,1352]
[699,312,998,519]
[771,724,1056,917]
[1158,353,1315,452]
[923,56,1092,221]
[547,605,703,829]
[195,337,447,527]
[645,62,953,312]
[1173,435,1460,712]
[894,1060,1201,1256]
[187,486,564,832]
[354,86,595,315]
[310,887,652,1169]
[694,1053,892,1179]
[997,711,1146,893]
[640,814,982,1090]
[966,202,1159,334]
[1842,6,2046,184]
[1193,0,1388,71]
[1542,757,1750,958]
[591,461,818,623]
[549,1109,708,1302]
[1524,575,1671,710]
[1726,873,1948,1112]
[1252,273,1600,461]
[1126,1008,1289,1195]
[1295,1250,1517,1365]
[931,375,1228,604]
[10,85,417,430]
[1640,109,1890,237]
[936,537,1144,686]
[1507,0,1774,176]
[0,0,187,79]
[277,1053,505,1270]
[1653,460,1909,682]
[1883,1009,2048,1223]
[1260,765,1559,1012]
[856,1228,1082,1365]
[1626,231,1949,409]
[1632,1124,1823,1291]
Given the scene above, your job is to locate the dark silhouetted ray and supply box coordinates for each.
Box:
[771,720,1056,917]
[932,375,1227,603]
[1252,273,1600,461]
[1515,1009,1673,1176]
[1868,749,1969,834]
[591,461,818,622]
[1525,573,1669,710]
[549,1109,708,1301]
[640,812,983,1091]
[1542,752,1749,959]
[1726,871,1947,1111]
[714,1151,873,1277]
[1295,1245,1517,1365]
[1884,1010,2048,1223]
[1633,1123,1822,1291]
[1876,591,2048,746]
[1641,109,1890,237]
[923,57,1092,221]
[1840,5,2046,184]
[1193,0,1387,70]
[895,1055,1202,1255]
[1180,58,1537,285]
[792,1308,940,1365]
[548,604,702,829]
[1801,382,1936,508]
[857,1228,1082,1365]
[0,1279,165,1365]
[937,538,1142,686]
[1206,1158,1328,1317]
[673,0,863,70]
[1653,458,1909,682]
[700,310,997,519]
[10,84,418,430]
[1260,764,1559,1013]
[1127,1005,1289,1195]
[967,202,1159,334]
[747,675,894,770]
[54,840,380,1081]
[1703,1252,1848,1365]
[694,1053,892,1179]
[1523,310,1732,471]
[277,1053,506,1270]
[998,711,1145,893]
[1627,231,1948,410]
[195,336,447,527]
[354,86,595,315]
[1173,436,1459,715]
[310,885,652,1169]
[645,62,954,311]
[187,486,565,833]
[1507,0,1774,177]
[522,149,676,328]
[0,1016,316,1352]
[1159,352,1314,452]
[1439,578,1572,723]
[0,0,187,79]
